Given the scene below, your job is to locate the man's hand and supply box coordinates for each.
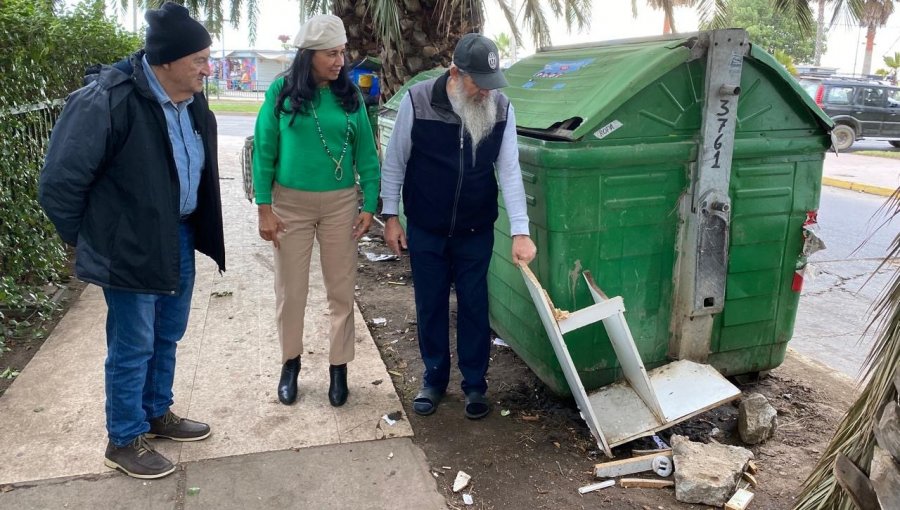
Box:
[384,216,407,256]
[258,205,286,249]
[511,235,536,266]
[352,212,373,240]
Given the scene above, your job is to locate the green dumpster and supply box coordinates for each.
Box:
[377,31,832,397]
[489,31,832,395]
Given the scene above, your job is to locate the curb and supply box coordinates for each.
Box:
[821,177,897,198]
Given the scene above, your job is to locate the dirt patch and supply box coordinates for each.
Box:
[356,222,858,510]
[0,276,85,397]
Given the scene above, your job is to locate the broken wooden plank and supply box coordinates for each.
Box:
[577,480,615,494]
[870,445,900,510]
[725,488,755,510]
[747,460,758,474]
[619,478,674,489]
[834,453,880,510]
[594,452,673,478]
[632,448,672,456]
[742,472,759,488]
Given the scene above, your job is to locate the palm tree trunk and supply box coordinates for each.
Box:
[862,23,876,76]
[814,0,826,66]
[663,15,672,34]
[336,1,483,98]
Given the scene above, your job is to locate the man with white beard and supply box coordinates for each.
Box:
[381,33,537,420]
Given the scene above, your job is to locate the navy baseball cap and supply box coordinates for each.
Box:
[453,33,508,90]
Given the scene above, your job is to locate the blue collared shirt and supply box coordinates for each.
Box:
[142,55,204,216]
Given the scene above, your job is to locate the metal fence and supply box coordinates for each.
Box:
[205,79,272,101]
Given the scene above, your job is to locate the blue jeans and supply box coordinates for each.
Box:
[407,223,494,395]
[102,223,196,446]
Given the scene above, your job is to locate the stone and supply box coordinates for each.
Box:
[412,30,429,47]
[672,434,754,507]
[738,393,778,445]
[406,57,424,74]
[422,46,440,58]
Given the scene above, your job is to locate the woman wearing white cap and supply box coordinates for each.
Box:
[253,14,380,407]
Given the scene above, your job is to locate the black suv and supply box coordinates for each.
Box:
[800,77,900,150]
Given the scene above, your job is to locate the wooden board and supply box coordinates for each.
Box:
[619,478,674,489]
[594,452,673,478]
[725,488,754,510]
[870,445,900,510]
[875,401,900,460]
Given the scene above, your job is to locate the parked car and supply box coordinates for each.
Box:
[800,77,900,150]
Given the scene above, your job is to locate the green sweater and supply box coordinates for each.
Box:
[252,77,380,211]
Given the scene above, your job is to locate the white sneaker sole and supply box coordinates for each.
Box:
[104,458,176,479]
[145,429,212,442]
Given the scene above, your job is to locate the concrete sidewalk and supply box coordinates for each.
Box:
[0,134,446,509]
[823,152,900,197]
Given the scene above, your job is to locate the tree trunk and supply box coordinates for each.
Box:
[814,0,825,66]
[336,0,483,99]
[861,24,876,76]
[663,16,672,35]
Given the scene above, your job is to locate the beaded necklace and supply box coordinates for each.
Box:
[310,98,351,181]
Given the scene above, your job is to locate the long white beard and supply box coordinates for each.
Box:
[449,80,498,149]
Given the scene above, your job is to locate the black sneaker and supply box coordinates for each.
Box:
[146,411,211,442]
[104,436,175,479]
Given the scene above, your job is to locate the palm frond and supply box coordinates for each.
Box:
[794,188,900,509]
[695,0,729,30]
[520,0,552,49]
[560,0,592,32]
[771,0,815,36]
[495,0,525,52]
[436,0,484,37]
[367,0,402,53]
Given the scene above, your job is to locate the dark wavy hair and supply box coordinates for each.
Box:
[274,48,360,121]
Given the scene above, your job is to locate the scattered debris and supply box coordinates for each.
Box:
[382,414,398,426]
[388,370,403,377]
[363,252,399,262]
[725,488,755,510]
[0,367,19,379]
[633,448,672,456]
[387,281,406,285]
[371,379,383,386]
[594,451,673,478]
[578,480,615,494]
[620,478,675,489]
[747,460,758,474]
[187,487,201,496]
[453,471,471,492]
[520,414,539,422]
[500,409,511,417]
[33,406,44,413]
[209,290,233,297]
[0,485,13,493]
[652,435,670,450]
[492,337,509,347]
[388,452,394,460]
[671,434,753,507]
[462,493,474,505]
[442,466,452,470]
[739,393,778,445]
[386,410,403,421]
[372,318,387,326]
[742,472,759,488]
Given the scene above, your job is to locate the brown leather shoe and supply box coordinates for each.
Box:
[104,436,175,479]
[146,410,211,442]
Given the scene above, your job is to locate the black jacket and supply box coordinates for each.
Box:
[403,72,509,236]
[39,50,225,294]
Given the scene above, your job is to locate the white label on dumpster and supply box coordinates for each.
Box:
[594,120,623,139]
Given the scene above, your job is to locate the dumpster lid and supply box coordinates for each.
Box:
[504,34,833,141]
[504,37,695,140]
[381,67,447,114]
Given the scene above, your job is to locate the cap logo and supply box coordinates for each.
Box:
[487,52,498,70]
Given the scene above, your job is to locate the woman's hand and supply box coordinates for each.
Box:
[258,205,286,248]
[352,212,373,240]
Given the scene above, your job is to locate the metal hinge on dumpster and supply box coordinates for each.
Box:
[519,264,741,458]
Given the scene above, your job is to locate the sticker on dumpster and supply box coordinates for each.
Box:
[532,59,594,79]
[594,120,623,139]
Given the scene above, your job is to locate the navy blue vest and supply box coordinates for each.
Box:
[403,72,509,236]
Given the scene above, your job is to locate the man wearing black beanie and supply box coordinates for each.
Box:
[39,2,225,479]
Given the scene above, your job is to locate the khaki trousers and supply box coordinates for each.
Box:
[272,184,358,365]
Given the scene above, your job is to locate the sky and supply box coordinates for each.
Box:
[102,0,900,75]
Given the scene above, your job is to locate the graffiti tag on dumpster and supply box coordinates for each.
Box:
[710,99,731,169]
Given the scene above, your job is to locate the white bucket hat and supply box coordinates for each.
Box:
[294,14,347,50]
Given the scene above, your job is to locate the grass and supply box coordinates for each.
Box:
[854,150,900,160]
[208,99,262,115]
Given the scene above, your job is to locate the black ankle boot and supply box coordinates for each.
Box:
[278,356,301,405]
[329,364,348,407]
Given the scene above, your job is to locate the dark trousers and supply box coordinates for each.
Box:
[407,222,493,395]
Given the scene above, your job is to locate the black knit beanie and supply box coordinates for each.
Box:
[144,2,212,65]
